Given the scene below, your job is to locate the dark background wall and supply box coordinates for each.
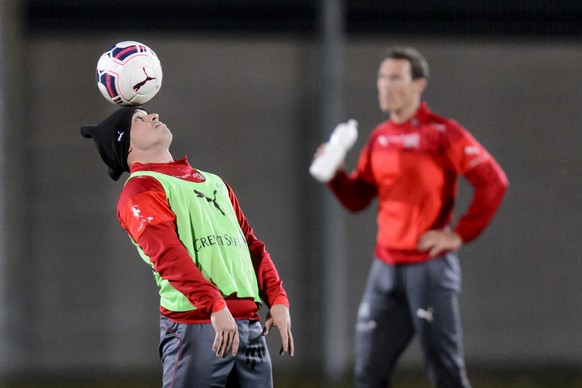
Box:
[2,0,582,384]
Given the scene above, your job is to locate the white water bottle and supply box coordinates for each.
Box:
[310,119,358,183]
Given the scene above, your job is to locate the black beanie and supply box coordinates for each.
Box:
[80,107,138,181]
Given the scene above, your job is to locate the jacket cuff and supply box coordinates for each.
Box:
[211,298,227,313]
[272,295,290,308]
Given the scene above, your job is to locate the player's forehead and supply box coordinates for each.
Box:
[378,59,413,80]
[379,58,411,72]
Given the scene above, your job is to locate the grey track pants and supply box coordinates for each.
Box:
[159,317,273,388]
[355,253,471,388]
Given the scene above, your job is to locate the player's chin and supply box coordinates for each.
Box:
[379,101,394,113]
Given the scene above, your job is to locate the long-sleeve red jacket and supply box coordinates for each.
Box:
[329,102,508,265]
[117,157,288,323]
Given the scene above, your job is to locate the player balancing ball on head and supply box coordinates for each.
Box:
[96,40,163,106]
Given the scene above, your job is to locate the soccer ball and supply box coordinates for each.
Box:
[95,41,163,106]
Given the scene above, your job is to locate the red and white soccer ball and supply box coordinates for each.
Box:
[96,41,163,106]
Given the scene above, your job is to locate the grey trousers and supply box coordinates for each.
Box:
[355,253,471,388]
[159,317,273,388]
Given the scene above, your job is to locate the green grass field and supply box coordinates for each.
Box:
[3,373,582,388]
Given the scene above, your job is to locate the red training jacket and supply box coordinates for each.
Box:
[329,102,508,265]
[117,157,289,323]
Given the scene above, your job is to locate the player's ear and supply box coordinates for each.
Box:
[415,77,427,94]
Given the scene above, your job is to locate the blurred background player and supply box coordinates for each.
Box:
[313,46,508,387]
[81,107,294,388]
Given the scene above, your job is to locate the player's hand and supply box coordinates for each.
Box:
[263,304,294,357]
[313,144,346,173]
[417,229,463,257]
[313,144,326,160]
[210,307,239,358]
